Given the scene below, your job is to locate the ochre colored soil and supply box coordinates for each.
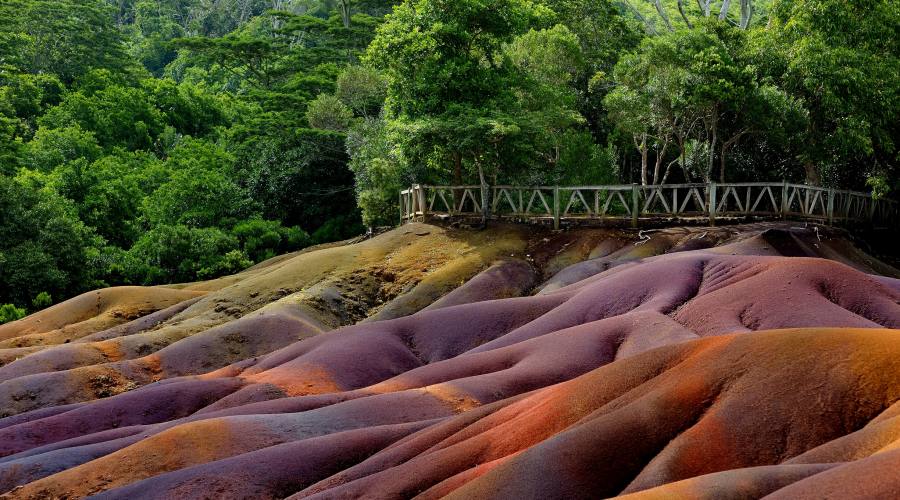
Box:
[0,222,898,499]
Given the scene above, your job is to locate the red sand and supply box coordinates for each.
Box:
[0,223,899,499]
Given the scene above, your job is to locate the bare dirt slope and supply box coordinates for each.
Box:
[1,222,898,499]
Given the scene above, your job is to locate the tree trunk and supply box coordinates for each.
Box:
[338,0,351,28]
[719,0,732,20]
[697,0,713,17]
[719,132,745,183]
[677,0,693,27]
[661,159,679,184]
[720,143,727,182]
[803,161,822,186]
[477,162,488,228]
[652,139,669,185]
[653,0,674,31]
[451,152,464,210]
[707,110,717,183]
[639,133,649,186]
[623,0,659,35]
[675,135,691,183]
[740,0,753,29]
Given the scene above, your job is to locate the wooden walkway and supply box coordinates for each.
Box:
[400,182,899,229]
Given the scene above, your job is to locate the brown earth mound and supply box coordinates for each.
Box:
[0,222,898,499]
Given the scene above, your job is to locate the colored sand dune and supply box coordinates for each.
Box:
[1,222,899,499]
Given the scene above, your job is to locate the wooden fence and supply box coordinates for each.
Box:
[400,182,899,229]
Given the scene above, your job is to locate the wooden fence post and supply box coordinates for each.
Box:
[553,186,560,230]
[844,191,851,219]
[781,181,788,218]
[481,183,489,226]
[827,188,835,225]
[417,185,427,220]
[631,184,639,229]
[519,189,524,218]
[709,182,717,226]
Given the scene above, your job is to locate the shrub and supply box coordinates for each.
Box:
[127,225,248,283]
[311,214,365,244]
[306,94,354,132]
[231,219,311,263]
[336,66,387,117]
[0,304,27,324]
[32,292,52,310]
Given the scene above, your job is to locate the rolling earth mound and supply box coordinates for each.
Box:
[1,222,899,499]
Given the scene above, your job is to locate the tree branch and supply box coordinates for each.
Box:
[652,0,675,32]
[661,157,680,184]
[719,0,732,20]
[622,0,659,35]
[739,0,753,29]
[338,0,351,28]
[677,0,694,28]
[696,0,713,17]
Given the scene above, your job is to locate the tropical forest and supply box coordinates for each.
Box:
[0,3,899,497]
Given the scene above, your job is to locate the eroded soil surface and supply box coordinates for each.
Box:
[1,222,899,499]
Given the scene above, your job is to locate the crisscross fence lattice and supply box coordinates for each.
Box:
[400,182,897,228]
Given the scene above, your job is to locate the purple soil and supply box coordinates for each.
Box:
[0,224,899,499]
[423,259,537,311]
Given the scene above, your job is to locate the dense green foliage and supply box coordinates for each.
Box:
[349,0,632,225]
[769,0,899,190]
[603,21,805,185]
[0,303,26,324]
[347,0,897,225]
[1,0,897,312]
[1,0,393,311]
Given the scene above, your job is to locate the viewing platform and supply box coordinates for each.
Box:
[400,182,898,229]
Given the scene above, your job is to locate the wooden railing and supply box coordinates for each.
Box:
[400,182,898,228]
